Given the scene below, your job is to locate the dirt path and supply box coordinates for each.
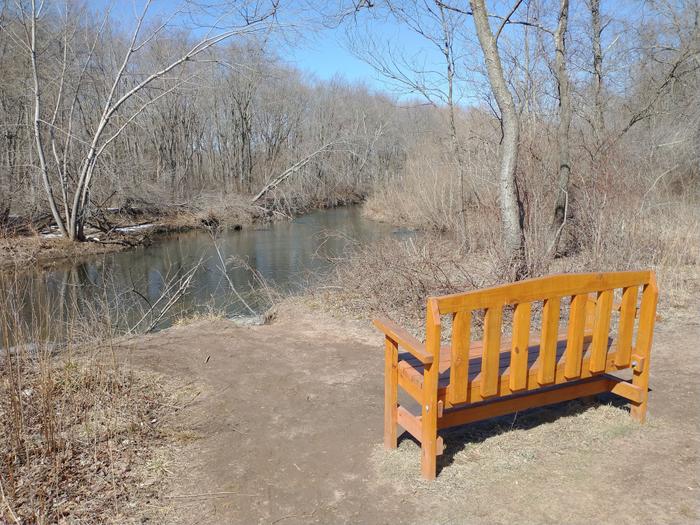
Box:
[123,307,700,524]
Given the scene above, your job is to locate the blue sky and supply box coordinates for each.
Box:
[285,29,385,89]
[96,1,390,84]
[87,0,639,103]
[93,0,448,98]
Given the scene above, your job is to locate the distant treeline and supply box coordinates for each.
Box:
[0,1,697,255]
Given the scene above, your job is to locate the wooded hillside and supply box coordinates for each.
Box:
[0,0,697,265]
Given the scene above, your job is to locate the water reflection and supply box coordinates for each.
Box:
[1,207,405,343]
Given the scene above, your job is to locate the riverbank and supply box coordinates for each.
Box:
[6,302,693,523]
[0,195,250,270]
[0,194,364,271]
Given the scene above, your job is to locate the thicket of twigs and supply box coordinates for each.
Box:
[343,0,699,326]
[321,190,699,331]
[0,346,176,523]
[0,267,216,522]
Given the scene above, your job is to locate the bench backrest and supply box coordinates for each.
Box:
[425,271,658,406]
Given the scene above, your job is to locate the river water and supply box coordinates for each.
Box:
[2,207,406,343]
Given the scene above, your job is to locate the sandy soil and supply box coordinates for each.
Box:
[122,305,700,524]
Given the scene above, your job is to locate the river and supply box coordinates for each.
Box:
[1,207,408,344]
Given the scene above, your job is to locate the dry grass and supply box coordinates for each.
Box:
[371,401,638,496]
[318,194,700,332]
[0,236,128,271]
[163,192,257,232]
[0,358,182,523]
[0,281,188,523]
[362,143,500,246]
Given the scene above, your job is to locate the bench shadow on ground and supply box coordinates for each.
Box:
[397,393,635,475]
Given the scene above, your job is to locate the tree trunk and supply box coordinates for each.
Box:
[29,1,68,237]
[437,1,469,244]
[551,0,572,255]
[469,0,524,262]
[591,0,605,147]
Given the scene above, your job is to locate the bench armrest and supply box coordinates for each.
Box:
[373,317,434,364]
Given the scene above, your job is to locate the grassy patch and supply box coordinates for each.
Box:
[371,401,638,495]
[0,353,185,523]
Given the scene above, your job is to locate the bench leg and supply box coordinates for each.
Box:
[420,417,437,479]
[631,280,656,423]
[420,405,438,479]
[420,362,439,480]
[384,337,398,449]
[630,362,650,423]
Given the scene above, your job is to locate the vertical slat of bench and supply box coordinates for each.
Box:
[448,310,471,405]
[630,275,658,423]
[615,286,639,367]
[537,297,560,385]
[509,302,531,391]
[590,289,613,373]
[480,305,503,398]
[564,294,588,379]
[421,299,441,480]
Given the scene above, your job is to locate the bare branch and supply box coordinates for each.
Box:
[495,0,524,42]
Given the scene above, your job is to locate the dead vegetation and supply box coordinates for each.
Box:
[318,194,700,332]
[0,355,182,523]
[371,401,638,494]
[0,193,265,270]
[0,236,130,271]
[0,279,192,523]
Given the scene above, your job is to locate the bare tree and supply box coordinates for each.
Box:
[550,0,571,254]
[590,0,605,146]
[469,0,524,263]
[18,0,278,240]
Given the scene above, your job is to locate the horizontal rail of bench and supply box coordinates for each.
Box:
[433,271,652,313]
[398,353,644,408]
[437,375,634,430]
[397,407,444,455]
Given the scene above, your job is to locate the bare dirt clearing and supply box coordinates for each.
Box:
[125,305,700,524]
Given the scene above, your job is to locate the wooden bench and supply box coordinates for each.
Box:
[373,271,658,479]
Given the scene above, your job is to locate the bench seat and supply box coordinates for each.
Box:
[398,329,608,403]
